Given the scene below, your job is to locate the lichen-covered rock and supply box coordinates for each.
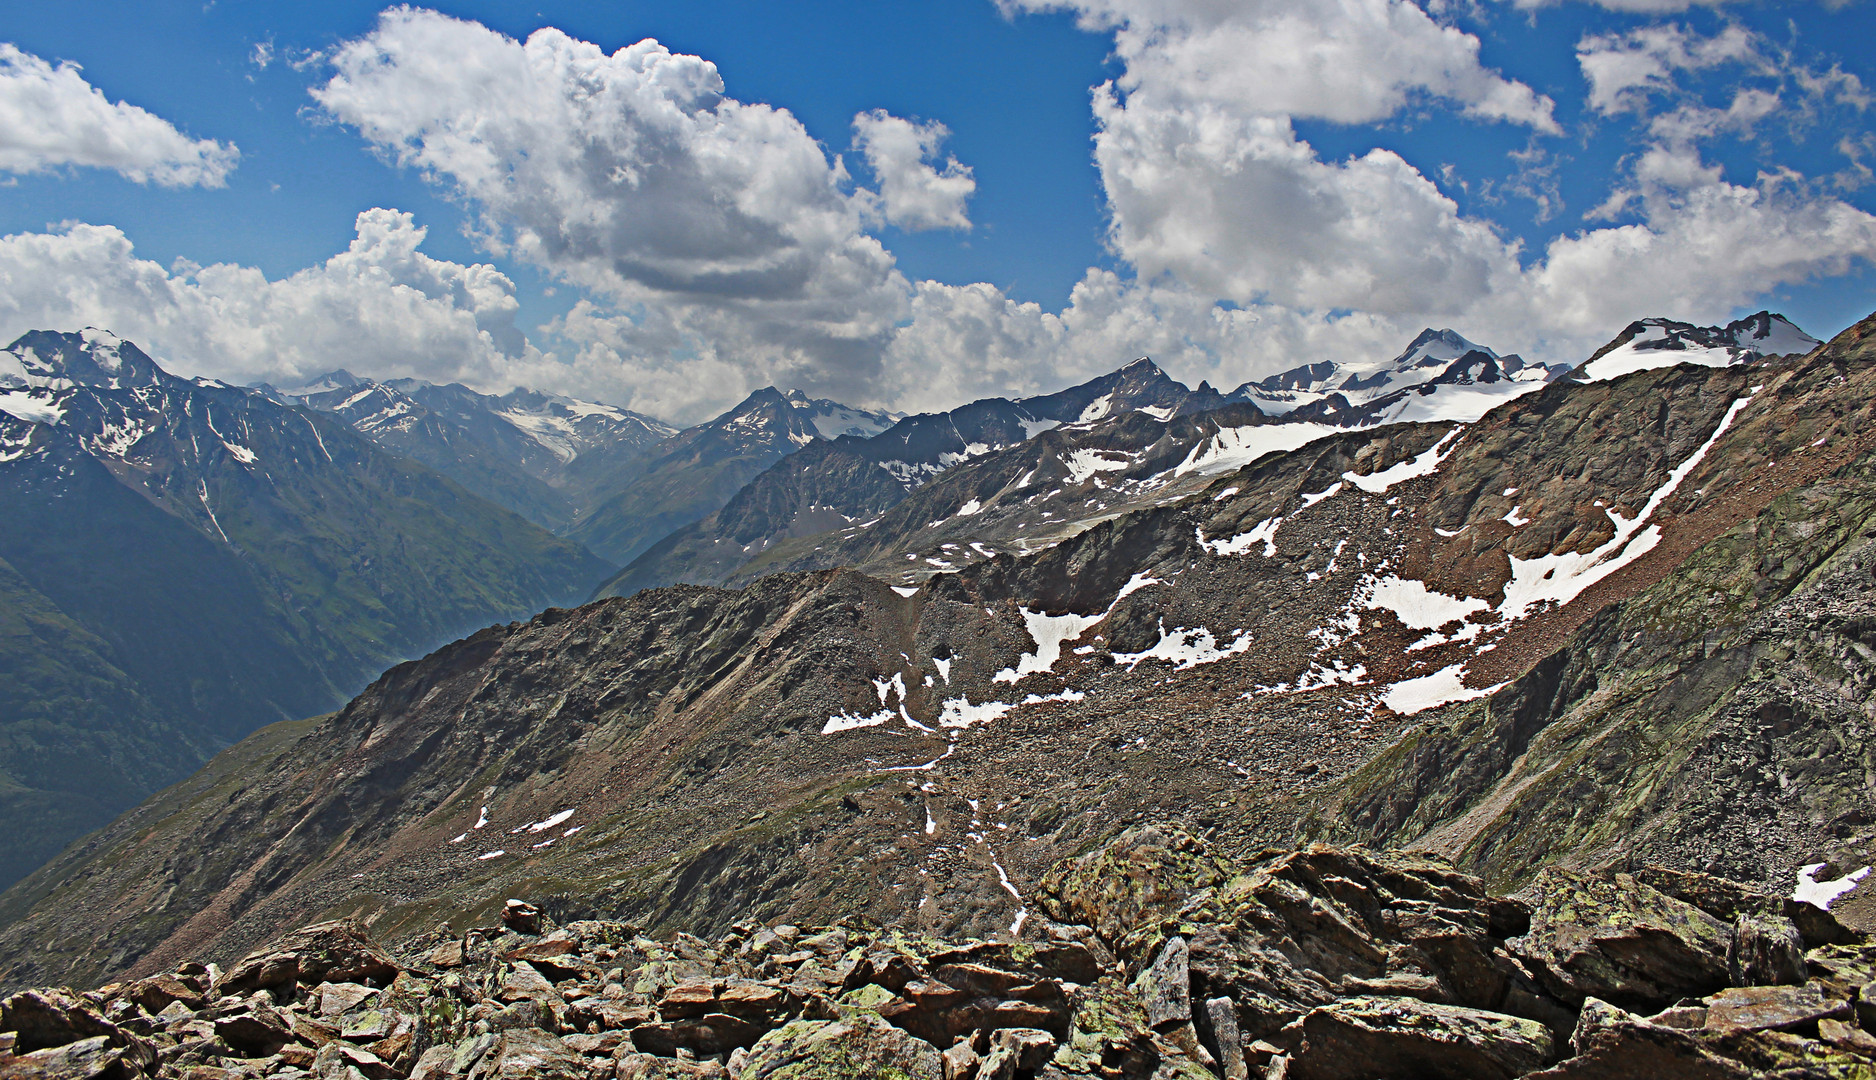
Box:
[1102,842,1564,1044]
[1511,868,1732,1011]
[1037,828,1230,943]
[1728,913,1806,987]
[737,1013,943,1080]
[1270,996,1554,1080]
[1526,998,1753,1080]
[1134,938,1190,1029]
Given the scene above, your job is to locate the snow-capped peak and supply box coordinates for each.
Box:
[774,388,901,440]
[1579,312,1821,383]
[277,370,369,397]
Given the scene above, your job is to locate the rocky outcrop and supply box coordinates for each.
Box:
[0,834,1864,1080]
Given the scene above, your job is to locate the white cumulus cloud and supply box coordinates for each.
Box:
[0,43,237,186]
[0,209,538,391]
[311,8,910,406]
[852,110,976,231]
[1576,23,1764,115]
[1005,0,1560,130]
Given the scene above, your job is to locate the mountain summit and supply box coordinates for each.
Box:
[1578,311,1821,382]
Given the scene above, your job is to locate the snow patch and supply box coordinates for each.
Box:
[527,809,576,833]
[1113,573,1162,604]
[1364,576,1489,630]
[1499,396,1750,620]
[1174,423,1338,477]
[823,709,896,734]
[1299,481,1342,508]
[994,608,1105,683]
[1064,448,1133,484]
[1381,665,1500,715]
[1343,429,1460,493]
[1200,517,1281,558]
[0,390,64,425]
[939,696,1016,730]
[891,586,920,598]
[1112,624,1252,670]
[1795,864,1872,910]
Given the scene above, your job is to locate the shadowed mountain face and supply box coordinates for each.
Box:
[2,310,1867,998]
[561,388,901,568]
[0,330,614,890]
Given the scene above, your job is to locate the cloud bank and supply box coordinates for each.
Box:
[4,3,1873,423]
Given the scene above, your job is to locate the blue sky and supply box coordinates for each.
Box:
[1,0,1872,421]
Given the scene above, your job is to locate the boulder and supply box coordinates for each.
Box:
[318,983,381,1018]
[1702,984,1850,1033]
[989,1027,1056,1071]
[1271,996,1554,1080]
[1199,995,1249,1080]
[122,975,203,1015]
[212,1005,293,1055]
[495,964,557,1004]
[0,1035,121,1080]
[1510,868,1731,1011]
[0,990,119,1053]
[463,1029,584,1080]
[1093,842,1563,1043]
[501,901,541,936]
[737,1013,944,1080]
[312,1040,398,1080]
[1525,998,1752,1080]
[1134,937,1190,1028]
[1036,827,1229,943]
[1726,913,1805,987]
[939,1041,980,1080]
[628,1014,764,1056]
[217,919,400,995]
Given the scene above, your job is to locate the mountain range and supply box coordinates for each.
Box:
[0,330,612,889]
[0,305,1841,999]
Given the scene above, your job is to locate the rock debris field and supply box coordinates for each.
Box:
[2,829,1875,1079]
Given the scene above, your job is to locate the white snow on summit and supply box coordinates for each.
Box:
[1581,313,1820,383]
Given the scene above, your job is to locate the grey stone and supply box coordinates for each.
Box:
[1135,936,1191,1029]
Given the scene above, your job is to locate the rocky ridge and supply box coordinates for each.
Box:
[3,831,1873,1080]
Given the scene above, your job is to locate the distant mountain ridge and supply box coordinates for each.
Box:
[563,386,901,567]
[0,329,612,889]
[266,372,677,531]
[590,324,1594,600]
[591,356,1231,597]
